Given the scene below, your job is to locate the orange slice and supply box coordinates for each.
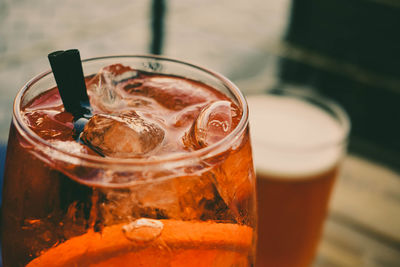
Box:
[27,219,254,267]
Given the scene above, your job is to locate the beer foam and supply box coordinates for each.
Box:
[248,94,346,178]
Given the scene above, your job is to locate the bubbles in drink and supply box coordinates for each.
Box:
[122,218,164,242]
[80,112,165,158]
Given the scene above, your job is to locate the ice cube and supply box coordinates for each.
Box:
[171,103,205,127]
[80,112,165,158]
[86,64,138,112]
[193,100,234,147]
[123,76,218,111]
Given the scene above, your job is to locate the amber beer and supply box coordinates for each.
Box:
[1,56,256,266]
[248,91,349,267]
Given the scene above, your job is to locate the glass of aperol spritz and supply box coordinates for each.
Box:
[1,55,256,267]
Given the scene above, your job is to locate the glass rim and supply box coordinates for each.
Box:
[250,87,351,153]
[13,54,249,166]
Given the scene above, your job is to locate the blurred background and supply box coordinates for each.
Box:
[0,0,399,266]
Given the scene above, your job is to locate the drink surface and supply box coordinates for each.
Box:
[2,63,255,266]
[247,94,346,267]
[23,64,242,158]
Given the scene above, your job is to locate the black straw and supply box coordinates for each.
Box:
[48,49,92,119]
[150,0,165,55]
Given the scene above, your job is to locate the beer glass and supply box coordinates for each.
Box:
[248,88,350,267]
[1,55,257,266]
